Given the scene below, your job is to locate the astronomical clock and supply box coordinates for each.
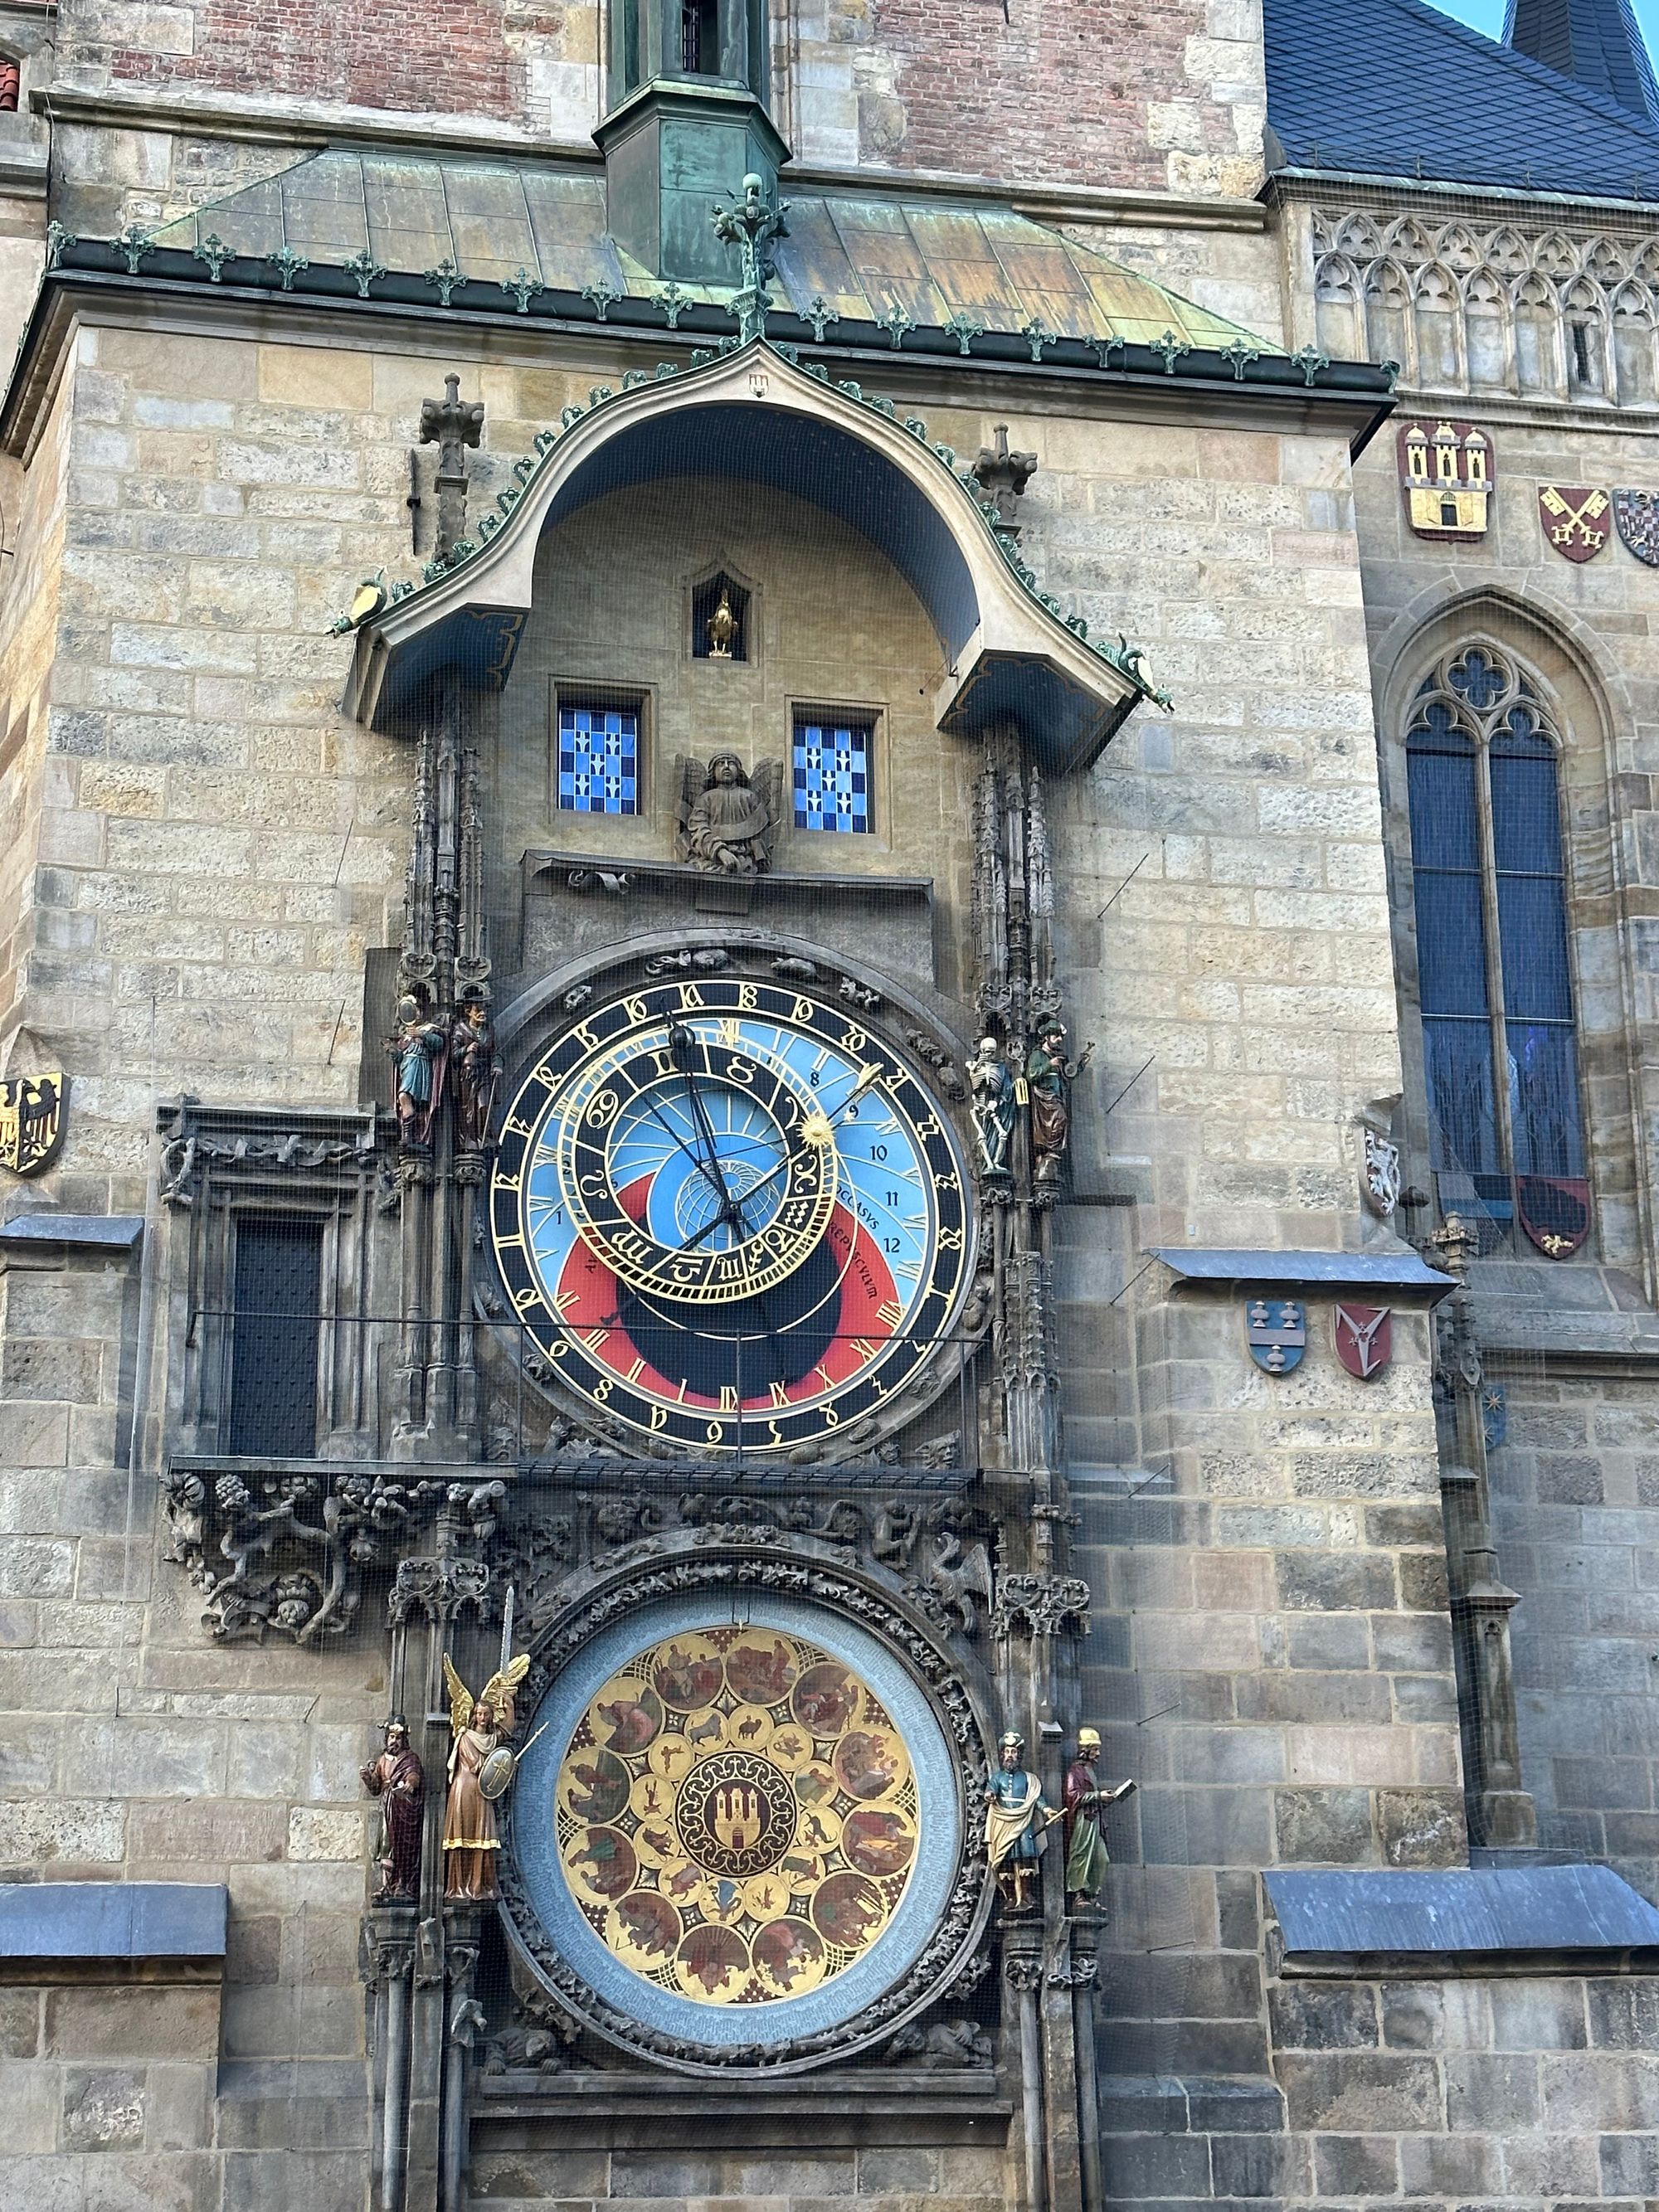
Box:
[481,942,1001,2069]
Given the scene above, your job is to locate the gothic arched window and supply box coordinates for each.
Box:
[1406,644,1588,1249]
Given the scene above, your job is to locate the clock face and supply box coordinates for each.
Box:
[490,976,973,1454]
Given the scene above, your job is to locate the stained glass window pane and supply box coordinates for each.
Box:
[1509,1023,1587,1177]
[1497,877,1574,1021]
[1407,741,1479,868]
[1424,1018,1501,1173]
[1413,873,1488,1016]
[1491,755,1562,873]
[793,718,872,834]
[557,703,639,815]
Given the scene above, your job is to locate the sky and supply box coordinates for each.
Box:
[1438,0,1659,44]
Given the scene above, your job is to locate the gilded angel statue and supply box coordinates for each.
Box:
[440,1651,529,1901]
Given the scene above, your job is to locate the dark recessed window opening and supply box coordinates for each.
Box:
[692,573,749,662]
[229,1215,324,1457]
[1406,645,1586,1255]
[681,0,718,72]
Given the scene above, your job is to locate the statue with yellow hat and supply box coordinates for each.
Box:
[1063,1725,1136,1903]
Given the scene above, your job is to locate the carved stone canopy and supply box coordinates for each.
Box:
[345,342,1151,775]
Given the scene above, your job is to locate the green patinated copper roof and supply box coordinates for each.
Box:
[146,148,1279,353]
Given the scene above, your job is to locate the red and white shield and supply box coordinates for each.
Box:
[1539,485,1610,562]
[1334,1303,1392,1381]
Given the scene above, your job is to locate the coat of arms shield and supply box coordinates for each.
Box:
[1361,1130,1401,1219]
[1334,1303,1393,1381]
[0,1072,66,1178]
[1515,1174,1591,1260]
[1540,485,1611,562]
[1614,489,1659,566]
[1246,1299,1306,1375]
[1398,419,1493,540]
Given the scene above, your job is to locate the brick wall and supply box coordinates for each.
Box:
[786,0,1265,195]
[61,0,602,138]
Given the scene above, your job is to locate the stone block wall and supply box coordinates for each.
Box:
[1101,1945,1659,2212]
[55,0,1264,197]
[1483,1367,1659,1901]
[470,2142,1008,2211]
[60,0,604,141]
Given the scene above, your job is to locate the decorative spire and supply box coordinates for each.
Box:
[1506,0,1659,119]
[712,173,790,344]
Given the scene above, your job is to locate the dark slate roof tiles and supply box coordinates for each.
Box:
[1264,0,1659,197]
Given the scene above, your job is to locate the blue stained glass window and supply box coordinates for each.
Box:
[1405,644,1588,1206]
[1510,1023,1585,1177]
[1423,1018,1501,1173]
[793,717,872,834]
[557,702,639,815]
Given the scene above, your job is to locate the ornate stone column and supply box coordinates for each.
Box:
[1427,1214,1537,1848]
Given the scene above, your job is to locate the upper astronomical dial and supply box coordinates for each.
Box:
[490,977,973,1455]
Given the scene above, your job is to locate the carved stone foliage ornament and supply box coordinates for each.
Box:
[0,1072,66,1177]
[495,1555,995,2073]
[163,1469,503,1642]
[990,1573,1090,1641]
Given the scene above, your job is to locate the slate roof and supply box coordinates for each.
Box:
[1509,0,1659,119]
[1263,0,1659,197]
[144,148,1277,352]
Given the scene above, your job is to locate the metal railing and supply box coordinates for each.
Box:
[180,1308,990,1479]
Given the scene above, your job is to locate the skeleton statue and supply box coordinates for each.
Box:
[966,1035,1015,1174]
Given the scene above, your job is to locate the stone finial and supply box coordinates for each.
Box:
[417,373,485,562]
[1428,1210,1480,1282]
[971,424,1039,536]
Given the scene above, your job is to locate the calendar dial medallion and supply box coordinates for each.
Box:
[490,977,973,1454]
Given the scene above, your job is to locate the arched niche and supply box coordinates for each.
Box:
[345,343,1149,779]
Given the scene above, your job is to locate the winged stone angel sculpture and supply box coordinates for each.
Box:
[677,752,784,876]
[441,1650,530,1901]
